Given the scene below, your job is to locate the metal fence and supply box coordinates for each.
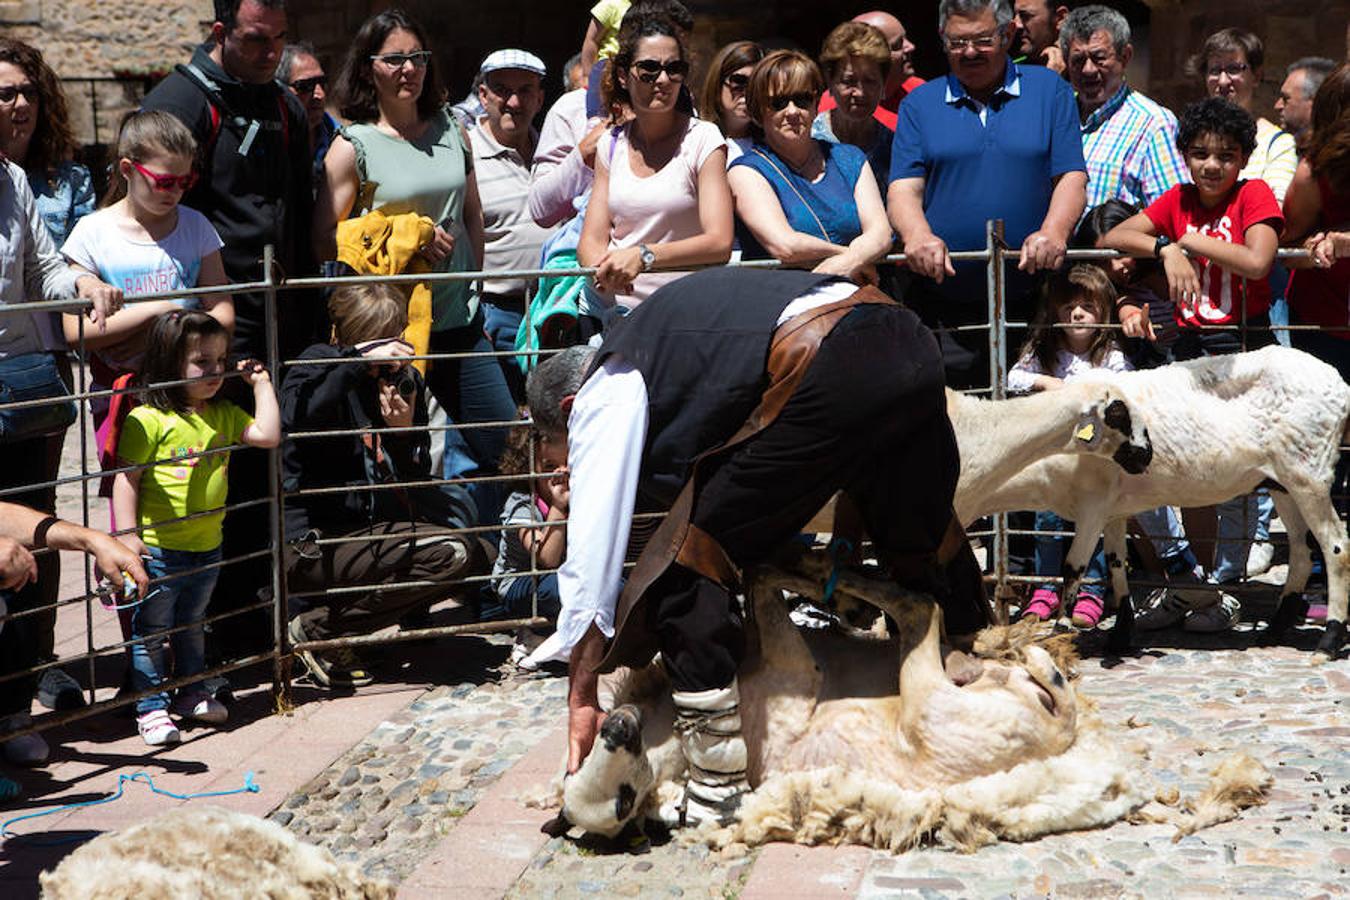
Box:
[0,228,1325,743]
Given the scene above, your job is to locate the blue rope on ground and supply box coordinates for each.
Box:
[820,537,854,605]
[1,771,260,844]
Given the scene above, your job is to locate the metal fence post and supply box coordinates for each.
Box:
[986,219,1011,623]
[263,245,292,710]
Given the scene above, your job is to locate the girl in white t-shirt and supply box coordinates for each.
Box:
[578,11,733,309]
[60,110,233,425]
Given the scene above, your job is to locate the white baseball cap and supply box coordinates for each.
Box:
[479,49,546,77]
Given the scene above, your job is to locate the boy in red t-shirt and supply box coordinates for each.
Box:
[1104,97,1284,358]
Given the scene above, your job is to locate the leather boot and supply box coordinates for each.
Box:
[672,680,750,827]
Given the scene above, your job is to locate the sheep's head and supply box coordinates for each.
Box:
[1072,387,1152,474]
[561,705,654,838]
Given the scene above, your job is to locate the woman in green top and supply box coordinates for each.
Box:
[315,9,514,512]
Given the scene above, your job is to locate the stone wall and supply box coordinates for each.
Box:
[1,0,212,146]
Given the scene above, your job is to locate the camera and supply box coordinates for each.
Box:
[379,365,417,400]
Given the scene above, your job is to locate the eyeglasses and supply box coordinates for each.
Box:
[1206,62,1250,79]
[630,58,690,83]
[768,92,816,112]
[371,50,432,70]
[943,31,1002,53]
[289,75,328,94]
[130,160,198,192]
[0,83,38,105]
[484,80,538,100]
[723,73,750,93]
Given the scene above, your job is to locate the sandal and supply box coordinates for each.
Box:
[1070,592,1105,629]
[1021,588,1059,622]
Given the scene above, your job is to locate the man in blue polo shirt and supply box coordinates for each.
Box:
[888,0,1085,390]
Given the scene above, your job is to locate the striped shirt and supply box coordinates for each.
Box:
[1080,84,1189,212]
[1243,117,1298,204]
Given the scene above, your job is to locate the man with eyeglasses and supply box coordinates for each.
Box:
[1060,6,1188,213]
[469,50,557,401]
[142,0,321,670]
[818,11,925,131]
[888,0,1085,392]
[278,42,337,192]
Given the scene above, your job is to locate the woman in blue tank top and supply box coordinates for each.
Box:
[728,50,892,285]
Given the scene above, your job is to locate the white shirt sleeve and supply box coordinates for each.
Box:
[524,355,648,666]
[1007,352,1045,394]
[528,90,597,228]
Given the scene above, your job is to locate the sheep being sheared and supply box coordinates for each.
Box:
[555,550,1267,850]
[39,806,392,899]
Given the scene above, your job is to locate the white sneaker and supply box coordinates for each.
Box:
[1184,592,1242,632]
[1246,541,1275,576]
[137,709,181,746]
[0,712,50,767]
[171,692,228,725]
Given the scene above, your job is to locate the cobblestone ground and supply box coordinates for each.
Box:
[275,616,1349,898]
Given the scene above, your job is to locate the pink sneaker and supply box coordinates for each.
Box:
[1308,603,1328,622]
[1021,588,1059,621]
[1070,593,1105,629]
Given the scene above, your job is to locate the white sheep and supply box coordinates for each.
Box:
[39,806,392,899]
[964,345,1350,659]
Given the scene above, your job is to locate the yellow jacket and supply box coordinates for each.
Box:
[335,209,435,372]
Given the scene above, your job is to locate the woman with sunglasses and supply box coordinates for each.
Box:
[728,50,892,285]
[698,41,765,165]
[1191,28,1297,203]
[316,9,515,513]
[578,11,732,307]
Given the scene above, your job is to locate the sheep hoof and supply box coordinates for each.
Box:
[1106,595,1134,653]
[1264,594,1309,641]
[540,813,572,837]
[1314,620,1346,660]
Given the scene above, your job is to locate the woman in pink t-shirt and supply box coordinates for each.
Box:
[578,10,732,309]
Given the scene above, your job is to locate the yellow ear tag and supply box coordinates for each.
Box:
[1075,423,1096,443]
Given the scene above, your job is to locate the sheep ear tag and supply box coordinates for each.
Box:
[1075,422,1097,444]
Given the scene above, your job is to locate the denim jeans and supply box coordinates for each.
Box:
[483,573,561,622]
[132,546,221,714]
[1211,493,1259,584]
[481,298,526,404]
[425,313,519,525]
[1034,510,1106,599]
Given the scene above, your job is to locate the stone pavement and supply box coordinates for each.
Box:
[4,418,1348,897]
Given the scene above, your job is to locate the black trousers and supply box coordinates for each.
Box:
[648,303,989,693]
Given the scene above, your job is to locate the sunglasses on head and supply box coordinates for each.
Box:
[723,73,750,92]
[289,75,328,94]
[631,58,689,83]
[769,92,816,112]
[371,50,432,69]
[0,83,38,105]
[130,160,197,192]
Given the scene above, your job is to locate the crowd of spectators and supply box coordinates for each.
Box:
[1,0,1349,789]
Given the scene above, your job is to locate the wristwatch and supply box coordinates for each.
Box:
[638,243,656,272]
[1152,234,1172,259]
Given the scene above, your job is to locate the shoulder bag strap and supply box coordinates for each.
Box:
[751,147,831,243]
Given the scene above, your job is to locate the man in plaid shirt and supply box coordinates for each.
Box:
[1060,5,1188,211]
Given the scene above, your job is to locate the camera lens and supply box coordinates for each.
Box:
[395,369,416,399]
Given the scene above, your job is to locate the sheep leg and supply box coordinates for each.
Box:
[1265,493,1311,639]
[1103,519,1134,652]
[1288,488,1350,658]
[1059,509,1108,614]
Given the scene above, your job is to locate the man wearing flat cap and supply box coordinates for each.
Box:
[470,49,556,398]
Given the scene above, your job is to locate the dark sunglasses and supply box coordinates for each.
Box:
[130,160,198,192]
[768,92,816,112]
[631,58,689,83]
[289,75,328,94]
[723,73,750,92]
[0,83,38,105]
[370,50,432,69]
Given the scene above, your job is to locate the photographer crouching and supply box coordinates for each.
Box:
[280,284,486,688]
